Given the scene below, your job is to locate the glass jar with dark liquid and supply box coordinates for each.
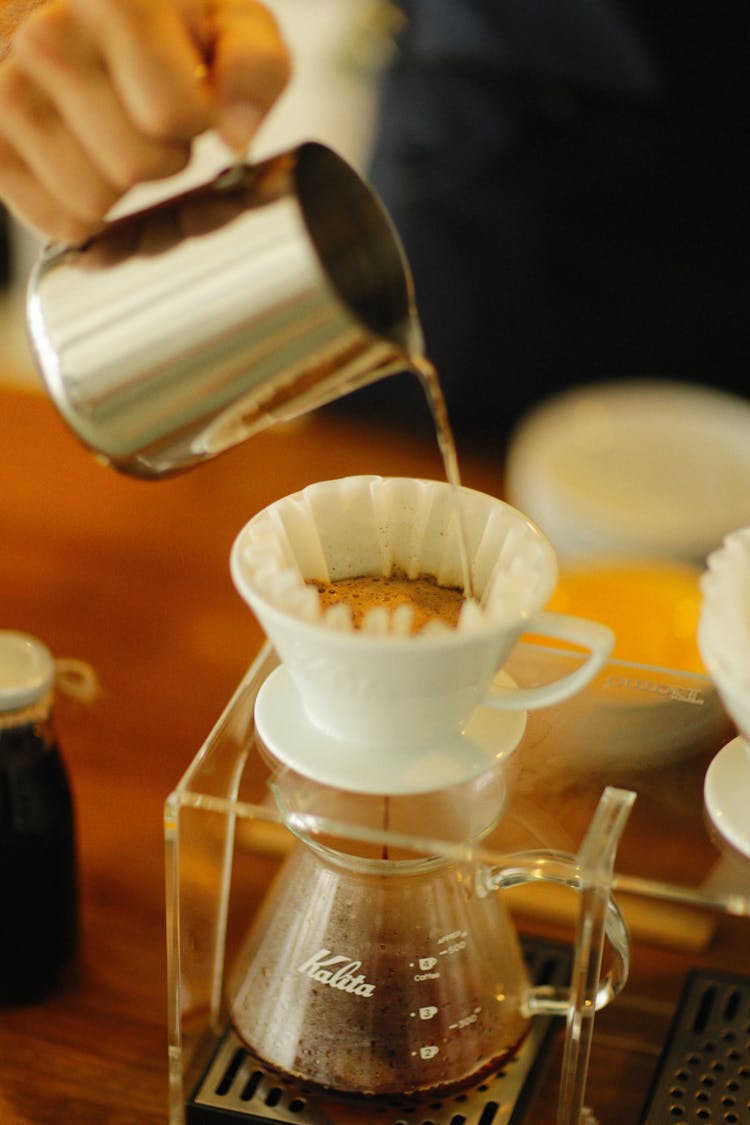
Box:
[0,630,78,1005]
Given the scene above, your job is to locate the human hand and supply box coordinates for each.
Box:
[0,0,291,243]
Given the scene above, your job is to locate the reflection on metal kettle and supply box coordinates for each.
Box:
[26,143,423,479]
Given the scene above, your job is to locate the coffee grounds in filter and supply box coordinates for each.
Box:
[308,573,465,634]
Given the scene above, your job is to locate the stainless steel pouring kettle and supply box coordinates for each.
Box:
[26,142,423,479]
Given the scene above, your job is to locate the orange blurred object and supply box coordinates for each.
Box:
[545,560,705,673]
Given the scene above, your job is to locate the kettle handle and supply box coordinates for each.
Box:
[483,849,630,1015]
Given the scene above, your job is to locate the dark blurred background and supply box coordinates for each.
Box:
[331,1,750,453]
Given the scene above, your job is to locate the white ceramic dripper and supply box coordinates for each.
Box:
[230,475,614,793]
[699,526,750,748]
[698,527,750,895]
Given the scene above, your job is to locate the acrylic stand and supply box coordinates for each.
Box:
[165,642,748,1125]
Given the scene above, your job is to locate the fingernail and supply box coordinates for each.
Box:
[218,102,264,153]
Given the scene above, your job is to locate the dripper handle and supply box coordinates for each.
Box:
[483,613,614,710]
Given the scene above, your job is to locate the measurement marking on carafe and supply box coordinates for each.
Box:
[448,1009,482,1031]
[411,956,441,981]
[438,932,468,957]
[412,1046,440,1059]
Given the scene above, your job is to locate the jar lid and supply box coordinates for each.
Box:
[0,630,56,712]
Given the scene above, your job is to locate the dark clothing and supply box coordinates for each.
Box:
[337,1,750,451]
[1,205,10,288]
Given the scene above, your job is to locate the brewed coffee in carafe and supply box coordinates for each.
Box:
[229,775,530,1098]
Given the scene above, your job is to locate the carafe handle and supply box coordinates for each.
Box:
[483,613,614,710]
[481,848,630,1015]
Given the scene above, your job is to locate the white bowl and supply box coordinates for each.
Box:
[506,380,750,562]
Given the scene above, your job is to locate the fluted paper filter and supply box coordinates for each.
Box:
[699,526,750,739]
[231,475,555,638]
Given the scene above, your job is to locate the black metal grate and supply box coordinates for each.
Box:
[186,939,571,1125]
[639,970,750,1124]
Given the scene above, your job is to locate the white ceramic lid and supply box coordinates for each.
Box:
[254,665,527,795]
[0,630,55,712]
[506,381,750,562]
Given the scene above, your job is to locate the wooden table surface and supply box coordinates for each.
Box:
[0,382,747,1124]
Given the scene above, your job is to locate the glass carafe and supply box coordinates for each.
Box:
[228,775,630,1099]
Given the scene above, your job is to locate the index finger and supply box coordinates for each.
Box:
[207,0,291,151]
[69,0,215,141]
